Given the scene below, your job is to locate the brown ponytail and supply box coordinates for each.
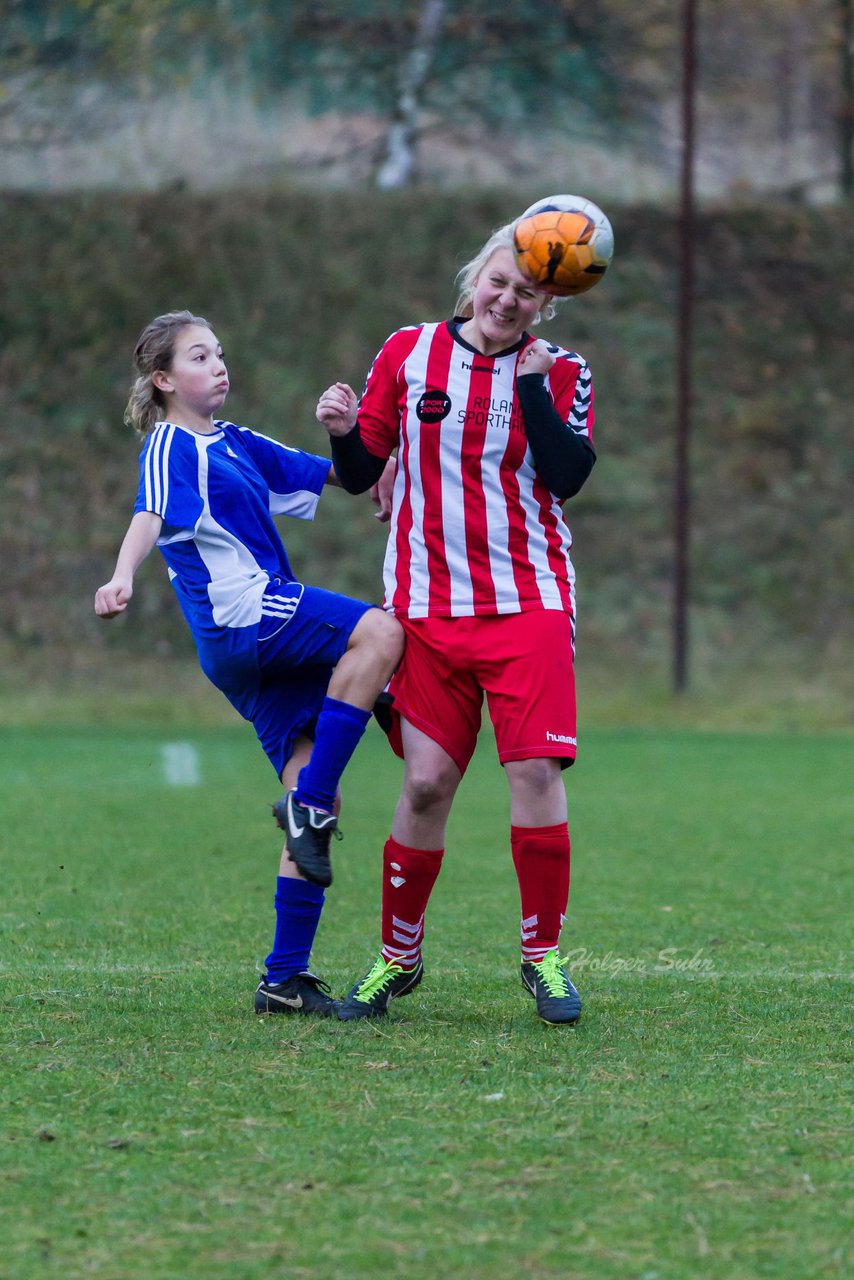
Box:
[124,310,210,436]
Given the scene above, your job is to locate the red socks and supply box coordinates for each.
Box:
[379,836,444,969]
[375,826,569,969]
[511,822,571,963]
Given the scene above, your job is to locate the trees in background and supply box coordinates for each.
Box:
[1,0,850,196]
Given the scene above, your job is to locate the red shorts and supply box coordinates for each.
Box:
[386,612,577,776]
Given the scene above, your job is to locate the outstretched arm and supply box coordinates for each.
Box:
[517,341,596,501]
[316,381,359,438]
[316,381,387,494]
[94,510,163,619]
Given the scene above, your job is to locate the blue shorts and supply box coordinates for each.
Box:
[249,580,373,780]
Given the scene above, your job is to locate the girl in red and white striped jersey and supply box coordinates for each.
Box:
[318,220,598,1025]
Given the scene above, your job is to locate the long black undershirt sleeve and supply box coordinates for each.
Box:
[331,373,595,500]
[516,372,596,500]
[329,424,387,493]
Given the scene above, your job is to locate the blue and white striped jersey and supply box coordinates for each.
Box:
[134,420,330,659]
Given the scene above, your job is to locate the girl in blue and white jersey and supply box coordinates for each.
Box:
[95,311,402,1017]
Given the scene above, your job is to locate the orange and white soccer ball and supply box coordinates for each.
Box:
[513,194,614,296]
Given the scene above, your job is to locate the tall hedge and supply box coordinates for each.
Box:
[1,191,851,688]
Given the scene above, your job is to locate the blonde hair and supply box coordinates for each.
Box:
[454,222,559,324]
[124,310,211,436]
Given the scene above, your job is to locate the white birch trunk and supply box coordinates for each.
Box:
[376,0,446,189]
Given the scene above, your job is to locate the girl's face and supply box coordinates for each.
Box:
[464,248,542,355]
[153,325,229,426]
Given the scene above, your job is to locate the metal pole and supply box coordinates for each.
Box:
[841,0,853,199]
[673,0,696,693]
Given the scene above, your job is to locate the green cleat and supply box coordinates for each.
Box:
[338,955,423,1021]
[521,950,582,1025]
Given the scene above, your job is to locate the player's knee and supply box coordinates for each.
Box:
[356,608,404,669]
[379,612,405,666]
[403,765,456,816]
[508,756,561,798]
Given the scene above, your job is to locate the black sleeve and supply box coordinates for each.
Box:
[329,423,388,494]
[516,373,596,500]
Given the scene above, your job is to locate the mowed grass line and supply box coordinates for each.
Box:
[0,723,851,1280]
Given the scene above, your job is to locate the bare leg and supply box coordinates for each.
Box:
[277,737,340,878]
[504,757,567,827]
[326,608,404,710]
[391,718,463,849]
[275,610,403,884]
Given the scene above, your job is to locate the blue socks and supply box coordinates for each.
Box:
[264,876,325,982]
[265,699,371,981]
[296,697,371,812]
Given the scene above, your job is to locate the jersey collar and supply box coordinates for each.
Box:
[446,317,530,359]
[155,419,225,438]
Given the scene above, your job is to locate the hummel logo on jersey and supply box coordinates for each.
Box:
[546,731,577,745]
[461,360,498,374]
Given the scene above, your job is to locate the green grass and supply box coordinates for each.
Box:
[1,715,851,1280]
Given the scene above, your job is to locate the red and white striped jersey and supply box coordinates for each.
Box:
[357,320,594,620]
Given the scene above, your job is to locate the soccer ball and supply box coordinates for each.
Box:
[513,194,614,297]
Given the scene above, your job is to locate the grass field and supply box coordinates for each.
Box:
[1,708,851,1280]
